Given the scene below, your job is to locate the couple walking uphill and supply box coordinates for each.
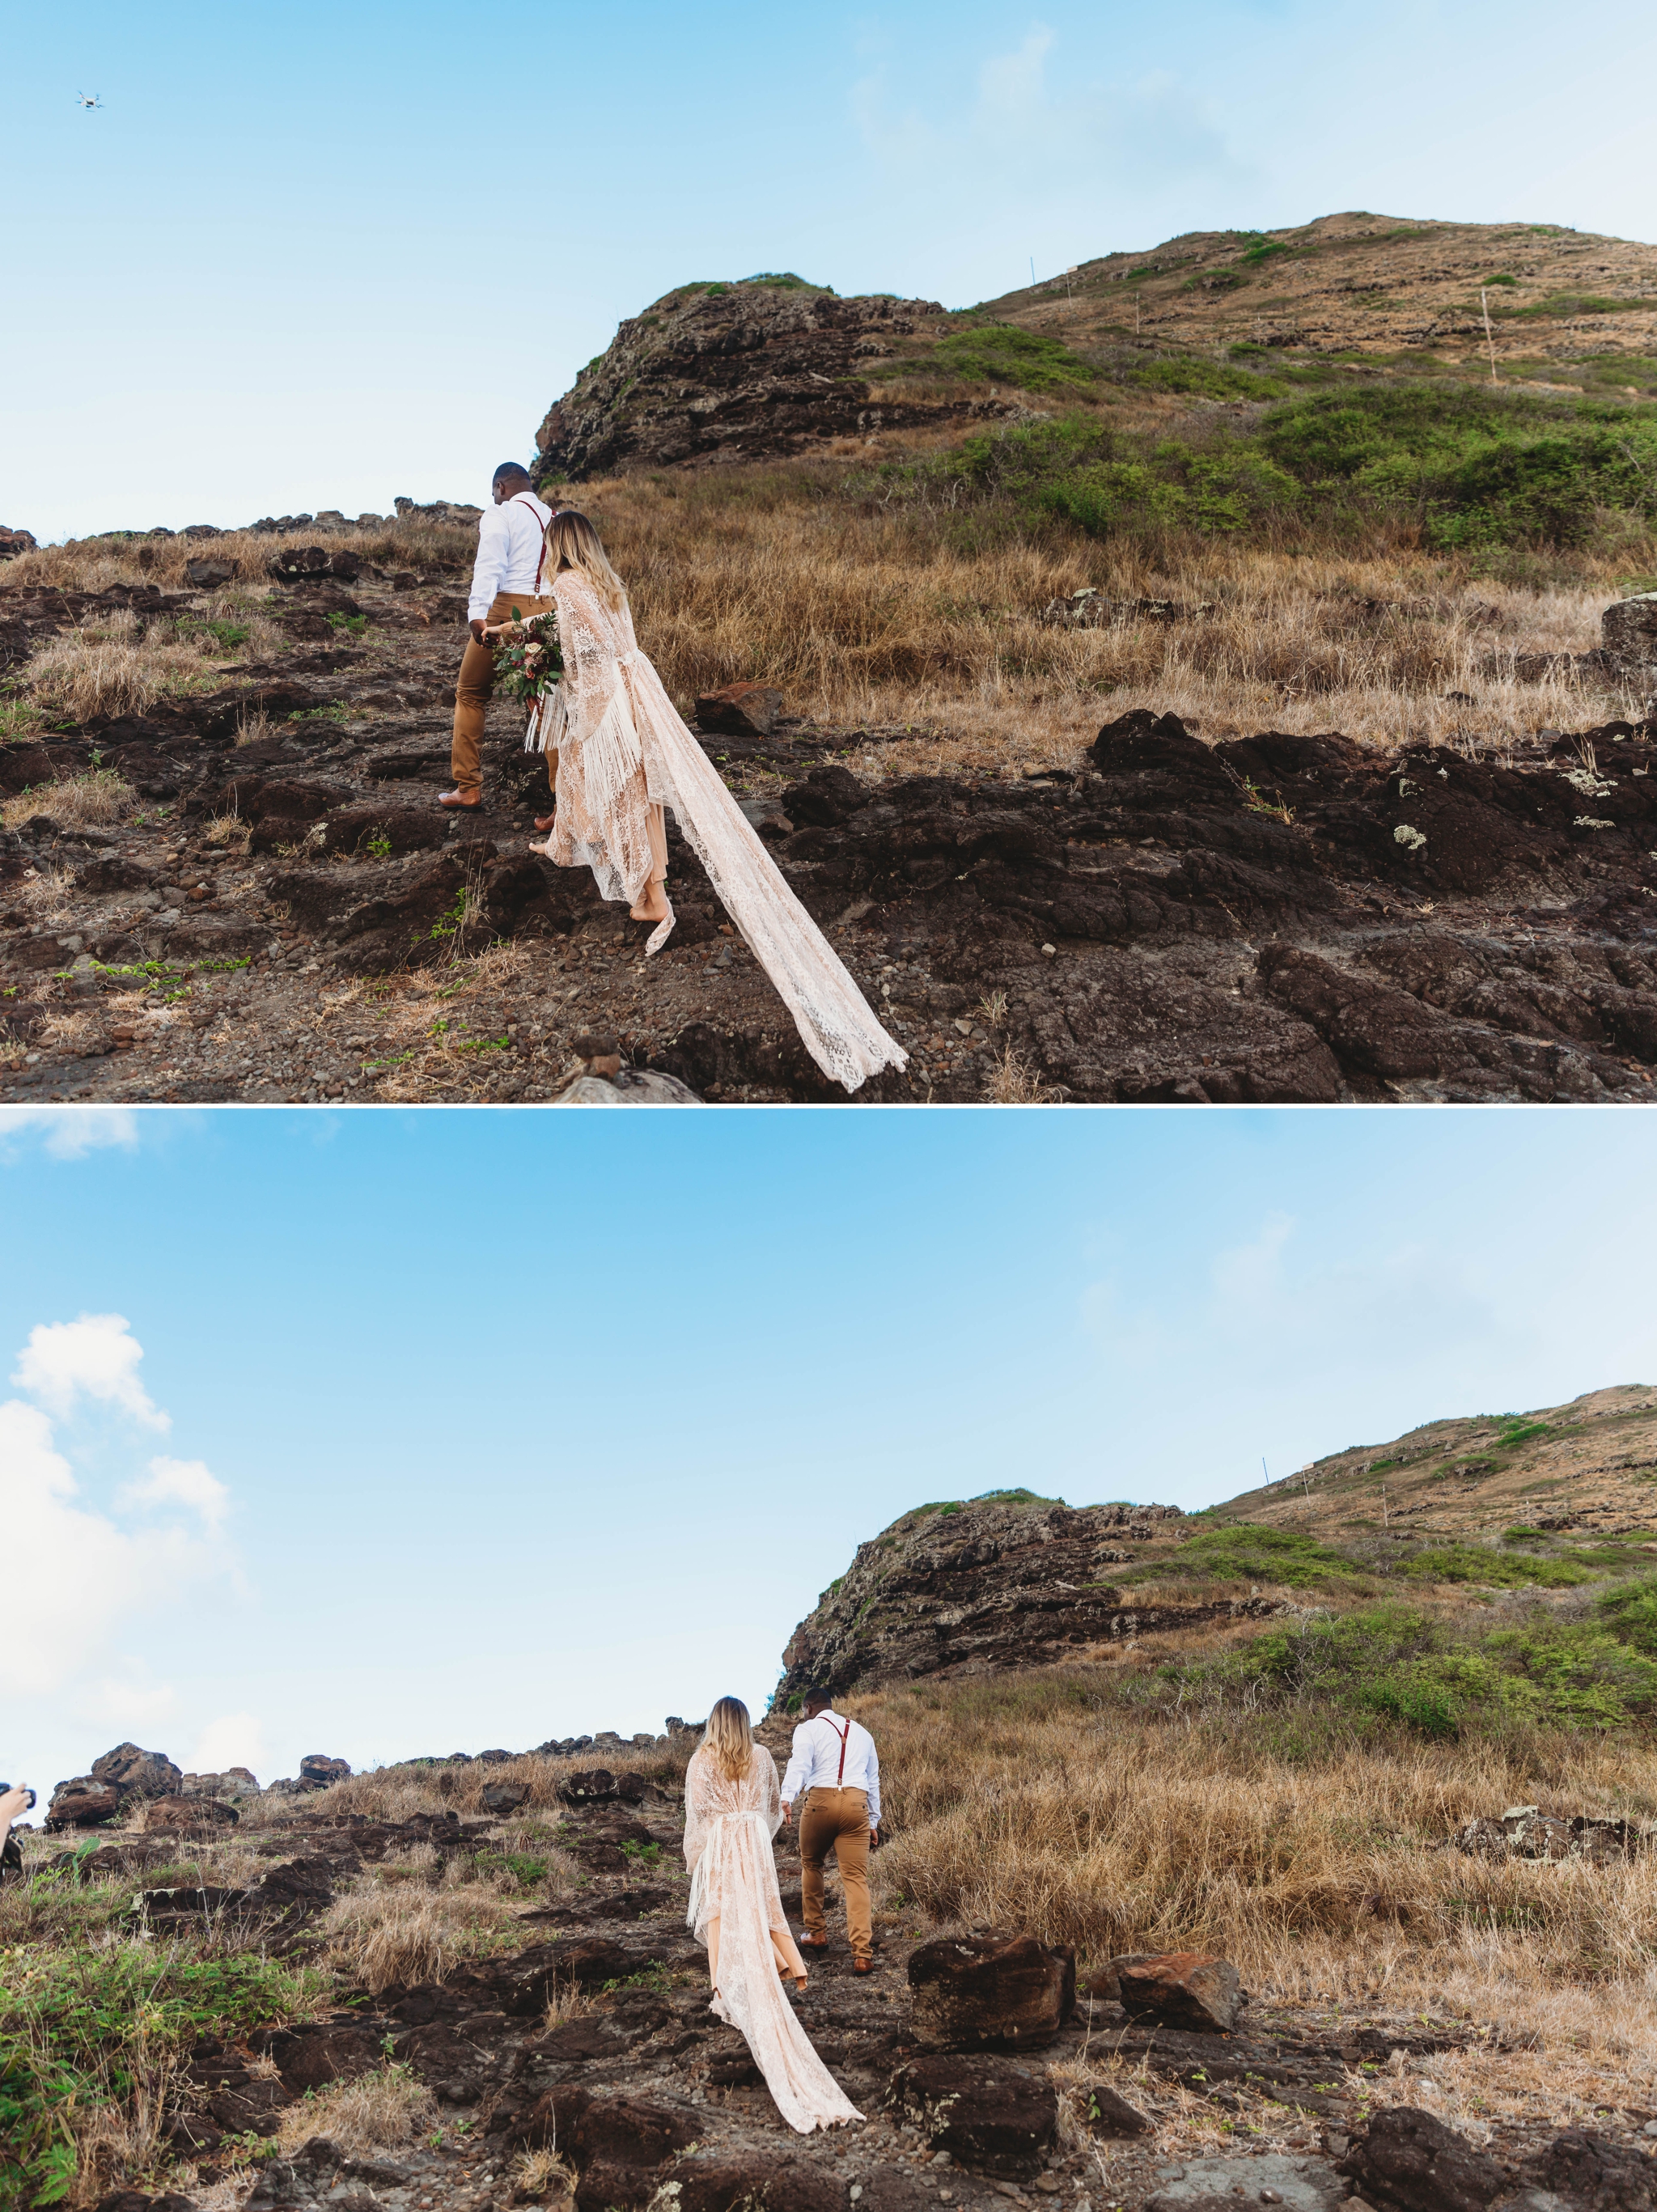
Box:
[681,1692,880,2133]
[441,462,908,1095]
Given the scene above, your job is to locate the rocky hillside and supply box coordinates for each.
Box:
[779,1388,1657,1705]
[532,218,1657,486]
[532,278,973,480]
[18,1723,1646,2212]
[1210,1383,1657,1543]
[777,1493,1199,1701]
[975,211,1657,376]
[10,631,1657,1104]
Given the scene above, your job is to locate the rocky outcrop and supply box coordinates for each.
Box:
[47,1742,184,1828]
[1337,2108,1507,2212]
[884,2054,1060,2177]
[1605,593,1657,697]
[777,1492,1201,1700]
[908,1933,1075,2051]
[532,279,970,480]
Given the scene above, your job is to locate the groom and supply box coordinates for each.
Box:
[781,1689,880,1974]
[440,463,556,812]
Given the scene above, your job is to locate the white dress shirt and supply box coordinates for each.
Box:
[781,1710,880,1826]
[467,491,552,621]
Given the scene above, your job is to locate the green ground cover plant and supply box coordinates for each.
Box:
[1163,1595,1657,1738]
[0,1926,318,2206]
[871,379,1657,553]
[1118,1522,1375,1593]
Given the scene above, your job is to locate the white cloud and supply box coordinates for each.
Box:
[1,1319,235,1700]
[0,1107,139,1159]
[13,1313,170,1430]
[122,1456,229,1531]
[190,1713,267,1779]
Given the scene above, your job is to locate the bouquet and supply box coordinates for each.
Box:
[493,606,563,704]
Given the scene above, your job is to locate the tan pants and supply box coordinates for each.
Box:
[451,589,558,797]
[799,1786,873,1963]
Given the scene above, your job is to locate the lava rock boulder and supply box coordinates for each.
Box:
[884,2054,1058,2178]
[908,1931,1075,2051]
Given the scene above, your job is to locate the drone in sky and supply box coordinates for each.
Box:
[76,91,104,109]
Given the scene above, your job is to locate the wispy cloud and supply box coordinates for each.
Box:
[2,1320,236,1700]
[0,1107,139,1159]
[13,1313,171,1430]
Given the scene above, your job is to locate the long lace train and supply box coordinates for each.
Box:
[684,1757,862,2134]
[530,572,908,1095]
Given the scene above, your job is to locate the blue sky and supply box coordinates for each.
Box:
[2,1102,1653,1799]
[6,0,1655,540]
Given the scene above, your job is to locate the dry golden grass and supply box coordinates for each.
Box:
[2,518,476,596]
[22,619,224,723]
[984,1042,1067,1103]
[543,464,1652,769]
[511,2146,578,2202]
[859,1666,1657,2075]
[317,1875,524,1992]
[272,2062,435,2155]
[2,767,136,832]
[309,1738,690,1824]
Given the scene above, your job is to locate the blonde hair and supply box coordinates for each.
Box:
[702,1697,755,1783]
[546,509,628,613]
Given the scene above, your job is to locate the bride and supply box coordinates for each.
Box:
[682,1697,863,2134]
[483,509,908,1095]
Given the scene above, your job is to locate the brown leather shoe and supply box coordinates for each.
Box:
[852,1959,875,1974]
[801,1934,828,1951]
[439,789,481,810]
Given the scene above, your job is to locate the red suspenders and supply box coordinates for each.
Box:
[509,494,548,591]
[828,1717,851,1786]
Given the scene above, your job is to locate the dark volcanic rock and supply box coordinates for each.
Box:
[142,1794,239,1833]
[908,1932,1075,2051]
[1076,2082,1152,2137]
[533,279,964,479]
[1337,2107,1507,2212]
[884,2053,1058,2178]
[777,1494,1253,1700]
[696,682,784,737]
[1115,1951,1242,2033]
[511,2085,698,2208]
[46,1778,123,1829]
[91,1742,184,1801]
[1604,592,1657,687]
[299,1752,351,1789]
[1524,2129,1657,2212]
[663,2155,847,2212]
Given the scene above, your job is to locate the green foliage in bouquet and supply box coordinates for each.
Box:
[493,608,563,704]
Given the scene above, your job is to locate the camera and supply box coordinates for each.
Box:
[1,1783,36,1811]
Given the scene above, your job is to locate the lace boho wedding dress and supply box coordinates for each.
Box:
[527,568,908,1095]
[682,1742,864,2134]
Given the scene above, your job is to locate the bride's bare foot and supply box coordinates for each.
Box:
[629,879,670,923]
[533,812,555,834]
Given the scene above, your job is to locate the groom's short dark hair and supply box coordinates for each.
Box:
[803,1686,833,1706]
[493,461,532,485]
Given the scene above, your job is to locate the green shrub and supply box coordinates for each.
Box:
[1183,1598,1657,1738]
[1121,1522,1370,1591]
[1596,1573,1657,1655]
[1258,384,1657,547]
[926,324,1100,394]
[0,1940,318,2207]
[1396,1541,1593,1588]
[1127,357,1282,400]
